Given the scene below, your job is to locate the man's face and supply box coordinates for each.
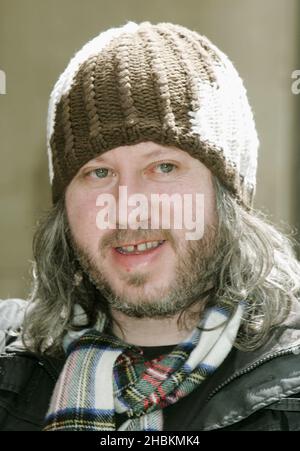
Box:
[65,141,219,318]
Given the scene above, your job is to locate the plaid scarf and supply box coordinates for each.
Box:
[44,304,243,431]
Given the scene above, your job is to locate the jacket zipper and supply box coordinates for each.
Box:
[206,346,300,402]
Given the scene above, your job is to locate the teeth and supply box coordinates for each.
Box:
[117,240,165,254]
[137,242,147,251]
[122,245,135,252]
[147,241,158,249]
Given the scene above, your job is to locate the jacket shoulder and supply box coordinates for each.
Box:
[0,351,62,431]
[185,344,300,431]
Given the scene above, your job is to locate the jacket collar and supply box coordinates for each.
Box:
[181,300,300,430]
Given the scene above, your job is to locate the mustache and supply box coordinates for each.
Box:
[100,227,177,253]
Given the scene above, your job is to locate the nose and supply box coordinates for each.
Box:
[116,170,151,230]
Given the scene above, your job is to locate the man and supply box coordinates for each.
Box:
[1,21,300,431]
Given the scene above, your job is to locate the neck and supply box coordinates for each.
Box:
[111,303,205,347]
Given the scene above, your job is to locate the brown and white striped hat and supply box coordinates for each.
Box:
[47,21,259,206]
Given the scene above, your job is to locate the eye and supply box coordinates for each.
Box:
[155,162,177,174]
[89,168,114,179]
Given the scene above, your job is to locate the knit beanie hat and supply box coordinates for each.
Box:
[47,21,259,206]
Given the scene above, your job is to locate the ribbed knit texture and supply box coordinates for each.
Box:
[47,21,259,206]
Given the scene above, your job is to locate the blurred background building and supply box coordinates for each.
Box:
[0,0,299,299]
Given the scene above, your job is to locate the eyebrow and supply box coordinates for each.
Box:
[93,148,182,163]
[142,149,179,159]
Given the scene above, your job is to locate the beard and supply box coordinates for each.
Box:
[69,225,222,319]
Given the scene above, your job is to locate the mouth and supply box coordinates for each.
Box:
[111,239,168,269]
[114,239,166,255]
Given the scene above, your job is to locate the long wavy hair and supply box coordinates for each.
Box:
[22,179,300,356]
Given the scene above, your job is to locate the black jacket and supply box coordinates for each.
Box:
[1,311,300,431]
